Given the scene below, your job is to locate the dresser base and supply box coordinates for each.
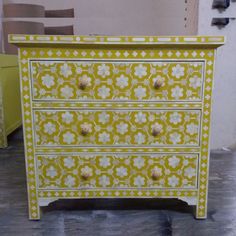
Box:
[30,193,205,220]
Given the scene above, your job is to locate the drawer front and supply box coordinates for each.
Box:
[37,153,198,189]
[31,60,204,102]
[34,109,201,147]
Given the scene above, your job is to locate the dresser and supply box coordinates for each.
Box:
[0,54,21,148]
[10,35,224,219]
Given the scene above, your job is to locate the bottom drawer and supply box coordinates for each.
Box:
[36,153,198,190]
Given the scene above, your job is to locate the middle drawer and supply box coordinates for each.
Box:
[34,109,201,147]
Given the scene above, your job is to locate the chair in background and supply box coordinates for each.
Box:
[45,8,74,18]
[3,3,45,17]
[45,25,74,35]
[3,21,44,54]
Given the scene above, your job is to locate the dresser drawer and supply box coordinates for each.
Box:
[36,153,198,189]
[34,109,201,147]
[30,60,204,102]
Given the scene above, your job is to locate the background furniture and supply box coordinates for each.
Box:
[10,34,224,219]
[45,8,74,18]
[44,25,74,35]
[3,3,45,17]
[2,21,44,54]
[0,54,21,148]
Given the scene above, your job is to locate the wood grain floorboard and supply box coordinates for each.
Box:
[0,128,236,236]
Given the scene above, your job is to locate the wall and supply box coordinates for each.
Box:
[198,1,236,149]
[3,0,198,35]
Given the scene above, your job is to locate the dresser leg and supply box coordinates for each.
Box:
[195,201,207,219]
[28,202,41,220]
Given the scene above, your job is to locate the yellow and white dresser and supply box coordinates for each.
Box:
[10,35,224,219]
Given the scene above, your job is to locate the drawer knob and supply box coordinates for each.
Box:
[81,171,92,180]
[80,123,92,136]
[79,77,89,90]
[151,124,162,136]
[153,79,164,89]
[151,170,160,180]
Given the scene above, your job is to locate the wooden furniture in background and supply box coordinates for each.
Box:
[45,25,74,35]
[0,54,21,148]
[3,3,45,17]
[45,8,74,18]
[3,21,44,54]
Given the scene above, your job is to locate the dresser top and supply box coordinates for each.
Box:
[9,34,225,48]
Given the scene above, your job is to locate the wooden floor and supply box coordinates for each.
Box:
[0,128,236,236]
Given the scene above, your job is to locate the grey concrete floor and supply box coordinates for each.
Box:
[0,128,236,236]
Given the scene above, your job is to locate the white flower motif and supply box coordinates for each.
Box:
[64,157,75,168]
[99,156,110,168]
[99,132,110,143]
[189,76,202,89]
[134,175,145,187]
[169,112,182,124]
[116,166,128,177]
[186,123,198,135]
[172,64,185,78]
[43,122,56,135]
[116,74,129,88]
[64,175,75,187]
[98,85,110,99]
[63,131,75,144]
[99,175,110,187]
[184,167,196,178]
[134,86,146,99]
[60,85,74,98]
[134,64,147,78]
[62,112,74,124]
[116,122,128,134]
[98,112,110,124]
[46,166,57,178]
[98,64,110,78]
[135,112,146,123]
[60,63,72,78]
[41,74,55,88]
[169,132,181,144]
[168,156,180,168]
[133,157,145,169]
[135,132,145,144]
[171,86,183,99]
[168,175,179,187]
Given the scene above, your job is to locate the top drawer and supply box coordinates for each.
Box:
[30,60,204,102]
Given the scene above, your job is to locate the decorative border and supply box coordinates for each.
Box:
[196,50,215,218]
[38,189,198,199]
[9,34,225,46]
[18,45,219,219]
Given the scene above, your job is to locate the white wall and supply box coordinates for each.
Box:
[198,1,236,149]
[3,0,198,35]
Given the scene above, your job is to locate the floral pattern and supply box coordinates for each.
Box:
[37,154,198,189]
[34,110,201,147]
[31,61,204,101]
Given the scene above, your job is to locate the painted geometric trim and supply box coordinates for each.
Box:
[38,189,198,198]
[9,34,225,46]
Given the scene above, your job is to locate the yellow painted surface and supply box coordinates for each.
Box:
[9,35,224,219]
[0,54,21,148]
